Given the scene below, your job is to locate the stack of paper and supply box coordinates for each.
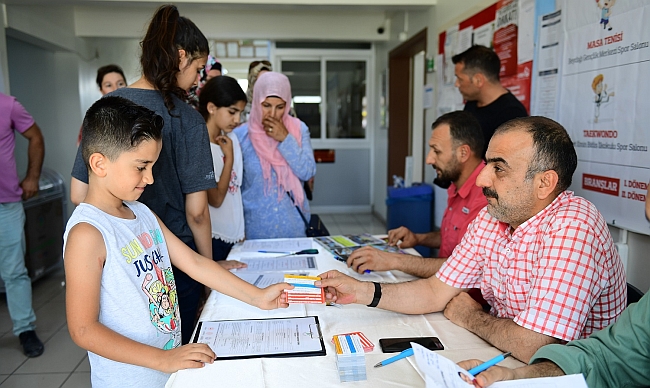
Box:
[333,334,367,382]
[284,275,325,304]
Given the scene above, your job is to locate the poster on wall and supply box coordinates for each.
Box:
[559,0,650,234]
[494,0,519,77]
[532,9,563,119]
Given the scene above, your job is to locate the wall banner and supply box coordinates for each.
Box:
[560,0,650,233]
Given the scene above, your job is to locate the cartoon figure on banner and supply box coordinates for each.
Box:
[596,0,617,31]
[592,74,614,123]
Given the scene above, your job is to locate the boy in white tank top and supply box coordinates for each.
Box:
[64,96,292,388]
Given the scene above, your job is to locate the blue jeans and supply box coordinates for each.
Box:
[0,202,36,336]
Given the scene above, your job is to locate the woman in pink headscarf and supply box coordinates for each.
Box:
[234,72,316,239]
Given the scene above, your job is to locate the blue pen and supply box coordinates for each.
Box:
[467,352,511,376]
[373,347,414,368]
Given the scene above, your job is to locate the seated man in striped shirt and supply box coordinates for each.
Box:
[317,116,627,363]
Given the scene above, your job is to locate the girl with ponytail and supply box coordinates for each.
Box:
[71,4,215,346]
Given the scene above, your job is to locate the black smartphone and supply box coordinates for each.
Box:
[379,336,444,353]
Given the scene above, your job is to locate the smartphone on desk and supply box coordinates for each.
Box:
[379,336,444,353]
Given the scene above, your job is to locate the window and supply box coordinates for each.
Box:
[278,51,371,141]
[325,61,366,139]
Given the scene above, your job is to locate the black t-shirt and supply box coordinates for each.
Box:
[72,88,216,243]
[464,91,528,150]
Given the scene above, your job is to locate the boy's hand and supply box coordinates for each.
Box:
[255,283,293,309]
[159,343,216,373]
[215,135,233,160]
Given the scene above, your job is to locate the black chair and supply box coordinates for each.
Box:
[627,282,644,306]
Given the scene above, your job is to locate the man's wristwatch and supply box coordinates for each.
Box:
[367,282,382,308]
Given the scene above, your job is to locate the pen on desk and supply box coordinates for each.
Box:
[258,249,319,256]
[467,352,511,376]
[373,347,414,368]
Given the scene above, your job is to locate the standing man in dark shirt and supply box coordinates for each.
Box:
[452,45,528,149]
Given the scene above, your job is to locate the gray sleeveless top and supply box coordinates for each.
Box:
[64,201,181,388]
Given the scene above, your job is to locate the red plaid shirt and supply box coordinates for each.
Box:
[437,191,626,341]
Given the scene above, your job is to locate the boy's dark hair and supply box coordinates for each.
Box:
[495,116,577,193]
[431,111,485,157]
[451,45,501,82]
[81,96,164,169]
[140,5,209,114]
[96,64,127,90]
[198,76,247,121]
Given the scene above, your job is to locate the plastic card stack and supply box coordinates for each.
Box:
[331,331,374,353]
[333,334,367,382]
[284,275,325,304]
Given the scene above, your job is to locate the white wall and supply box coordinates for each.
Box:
[7,37,83,217]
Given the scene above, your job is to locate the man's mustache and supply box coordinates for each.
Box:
[482,187,498,199]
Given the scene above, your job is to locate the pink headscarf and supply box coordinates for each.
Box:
[248,72,305,207]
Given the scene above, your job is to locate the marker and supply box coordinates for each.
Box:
[373,347,414,368]
[467,352,511,376]
[364,270,372,274]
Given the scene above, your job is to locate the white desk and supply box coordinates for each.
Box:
[166,239,524,387]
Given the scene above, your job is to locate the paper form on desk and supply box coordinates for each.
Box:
[236,256,317,272]
[240,238,312,252]
[192,316,326,359]
[411,343,588,388]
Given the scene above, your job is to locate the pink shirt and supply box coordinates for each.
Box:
[438,191,626,341]
[0,92,35,202]
[439,161,487,257]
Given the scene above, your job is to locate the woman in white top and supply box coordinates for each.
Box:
[198,76,248,267]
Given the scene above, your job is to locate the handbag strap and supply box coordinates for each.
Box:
[286,191,310,229]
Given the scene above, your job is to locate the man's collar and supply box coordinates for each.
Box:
[449,161,486,199]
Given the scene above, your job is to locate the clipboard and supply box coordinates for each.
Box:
[192,316,326,360]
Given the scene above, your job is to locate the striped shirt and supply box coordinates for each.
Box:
[437,191,626,341]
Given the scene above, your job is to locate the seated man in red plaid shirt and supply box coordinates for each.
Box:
[317,116,627,363]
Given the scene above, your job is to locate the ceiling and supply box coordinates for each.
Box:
[2,0,432,10]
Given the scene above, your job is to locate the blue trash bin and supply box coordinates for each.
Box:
[386,183,434,257]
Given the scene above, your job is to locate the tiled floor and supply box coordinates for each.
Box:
[0,212,385,387]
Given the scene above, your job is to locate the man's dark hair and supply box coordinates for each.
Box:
[96,64,127,90]
[451,45,501,82]
[81,96,163,169]
[431,111,485,157]
[495,116,577,193]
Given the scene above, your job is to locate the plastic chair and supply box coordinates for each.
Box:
[627,283,644,306]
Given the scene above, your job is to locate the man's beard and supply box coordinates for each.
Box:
[433,177,452,189]
[432,159,461,189]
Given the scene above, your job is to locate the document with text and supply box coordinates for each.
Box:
[412,343,588,388]
[192,316,326,359]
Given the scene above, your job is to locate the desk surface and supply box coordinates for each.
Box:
[166,238,524,387]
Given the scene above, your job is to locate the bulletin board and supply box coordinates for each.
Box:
[436,0,534,114]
